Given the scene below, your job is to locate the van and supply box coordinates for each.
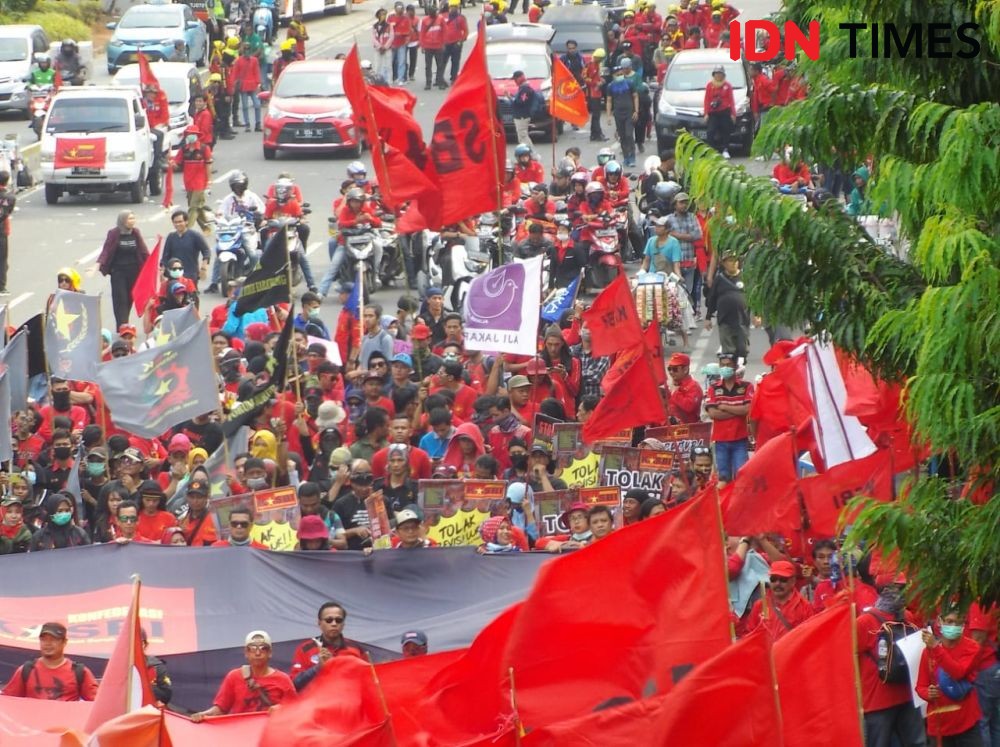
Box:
[0,25,50,118]
[113,60,202,152]
[40,86,164,205]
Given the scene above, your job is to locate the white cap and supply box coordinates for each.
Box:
[395,508,421,525]
[245,630,272,647]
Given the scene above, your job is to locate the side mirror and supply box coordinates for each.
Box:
[258,90,271,102]
[135,114,146,129]
[106,21,117,29]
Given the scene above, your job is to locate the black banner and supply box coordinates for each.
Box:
[234,228,291,316]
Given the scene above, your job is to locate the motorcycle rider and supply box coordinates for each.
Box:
[319,188,383,297]
[548,163,575,198]
[272,38,301,87]
[29,53,57,87]
[54,40,85,86]
[591,146,615,183]
[578,181,613,224]
[644,180,682,219]
[521,184,555,222]
[501,160,522,208]
[513,144,545,185]
[565,172,589,223]
[549,218,586,289]
[512,222,553,260]
[207,171,264,292]
[346,161,375,196]
[141,83,170,173]
[598,160,631,207]
[264,177,318,292]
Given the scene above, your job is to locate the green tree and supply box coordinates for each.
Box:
[676,0,1000,610]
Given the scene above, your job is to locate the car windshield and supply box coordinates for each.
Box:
[119,71,190,104]
[0,38,28,62]
[665,61,747,91]
[549,26,605,53]
[486,49,549,79]
[274,70,345,97]
[46,99,131,133]
[119,10,180,28]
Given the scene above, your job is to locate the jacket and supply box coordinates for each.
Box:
[232,55,262,92]
[441,421,486,474]
[97,228,149,276]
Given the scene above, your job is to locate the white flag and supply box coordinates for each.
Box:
[463,255,543,356]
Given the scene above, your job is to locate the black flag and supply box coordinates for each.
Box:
[234,227,291,316]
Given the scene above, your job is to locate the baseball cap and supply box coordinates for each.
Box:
[652,215,670,226]
[530,441,552,456]
[167,433,192,453]
[674,192,690,202]
[507,375,530,389]
[187,478,209,496]
[39,622,68,640]
[425,287,444,298]
[400,630,428,647]
[395,505,423,525]
[769,560,797,579]
[169,281,187,295]
[118,324,137,337]
[392,353,413,368]
[329,447,353,468]
[667,352,690,367]
[245,630,272,647]
[1,495,23,507]
[410,323,432,340]
[86,446,109,461]
[121,447,144,463]
[297,514,329,541]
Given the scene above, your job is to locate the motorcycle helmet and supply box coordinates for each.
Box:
[256,24,266,34]
[228,170,249,194]
[654,180,681,201]
[596,147,614,166]
[604,161,622,179]
[347,161,367,180]
[514,143,532,160]
[531,183,548,195]
[226,36,240,49]
[592,47,606,59]
[34,52,51,66]
[570,172,588,187]
[61,39,77,52]
[275,177,293,202]
[281,38,297,52]
[504,159,515,174]
[346,187,366,203]
[585,181,605,195]
[360,59,373,70]
[556,164,575,179]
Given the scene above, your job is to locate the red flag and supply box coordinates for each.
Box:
[132,236,162,316]
[721,431,802,536]
[86,706,163,747]
[581,273,643,356]
[774,602,864,746]
[54,137,106,170]
[83,579,155,733]
[644,319,666,387]
[522,629,781,745]
[427,28,506,226]
[797,447,894,535]
[548,54,589,127]
[749,353,812,447]
[503,491,732,727]
[162,156,174,209]
[582,343,667,442]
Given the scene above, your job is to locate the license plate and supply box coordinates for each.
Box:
[72,167,101,175]
[595,228,617,238]
[691,129,707,139]
[297,128,322,139]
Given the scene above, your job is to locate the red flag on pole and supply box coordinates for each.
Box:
[580,273,643,356]
[582,343,667,442]
[797,447,895,535]
[136,50,158,88]
[644,319,666,387]
[131,236,161,316]
[548,54,589,127]
[720,430,802,537]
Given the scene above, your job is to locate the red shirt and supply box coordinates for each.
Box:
[136,510,178,542]
[856,609,918,712]
[441,12,467,44]
[419,15,446,50]
[192,108,214,145]
[232,55,262,92]
[772,161,811,187]
[704,80,736,118]
[37,404,91,443]
[265,198,304,220]
[212,667,296,713]
[211,539,269,549]
[336,202,382,230]
[289,638,364,680]
[143,90,170,129]
[812,578,878,612]
[388,13,412,48]
[371,444,432,480]
[2,658,98,701]
[744,590,814,640]
[668,376,704,424]
[706,378,753,442]
[514,160,545,185]
[750,72,776,114]
[176,143,212,192]
[915,637,983,736]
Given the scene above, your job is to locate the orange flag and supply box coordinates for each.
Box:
[774,602,864,746]
[521,629,782,746]
[131,236,161,317]
[83,578,155,733]
[548,55,589,127]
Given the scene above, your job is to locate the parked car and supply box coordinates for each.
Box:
[106,3,207,74]
[279,0,350,22]
[654,48,755,155]
[540,5,608,60]
[483,23,560,142]
[0,25,49,119]
[113,60,202,154]
[261,59,359,159]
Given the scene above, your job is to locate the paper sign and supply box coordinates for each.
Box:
[533,488,580,536]
[366,494,392,549]
[599,446,675,496]
[417,479,506,546]
[553,422,583,459]
[896,630,929,717]
[644,422,712,457]
[306,335,343,366]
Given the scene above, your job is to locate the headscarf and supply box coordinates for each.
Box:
[116,210,134,233]
[161,526,186,545]
[188,447,209,469]
[479,516,508,544]
[251,431,278,461]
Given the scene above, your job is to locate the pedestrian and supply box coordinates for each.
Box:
[442,0,468,83]
[173,127,214,233]
[511,70,540,145]
[665,352,703,424]
[192,93,214,147]
[191,631,296,720]
[665,191,702,299]
[605,62,638,167]
[405,5,419,81]
[233,41,263,133]
[705,250,750,360]
[703,64,736,158]
[387,1,411,85]
[287,10,309,57]
[0,171,15,296]
[372,8,394,83]
[1,622,98,701]
[98,210,149,329]
[582,49,607,142]
[290,601,364,691]
[704,351,753,482]
[161,209,211,289]
[419,5,446,90]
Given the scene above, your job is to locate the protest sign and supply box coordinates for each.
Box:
[553,422,583,459]
[644,422,713,457]
[418,479,505,546]
[599,446,675,496]
[533,413,560,451]
[533,488,579,536]
[250,487,300,551]
[209,493,252,542]
[366,494,392,550]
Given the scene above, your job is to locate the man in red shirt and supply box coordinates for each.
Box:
[748,63,776,126]
[743,560,814,640]
[704,352,752,482]
[232,42,263,133]
[441,0,467,83]
[289,601,364,691]
[173,125,213,232]
[388,1,412,85]
[191,630,296,719]
[666,352,703,423]
[2,622,98,701]
[432,360,478,423]
[418,6,446,90]
[371,415,432,480]
[514,145,545,185]
[38,377,90,443]
[141,82,169,176]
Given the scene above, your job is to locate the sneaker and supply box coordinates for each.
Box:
[205,283,219,294]
[245,126,251,133]
[424,84,431,90]
[0,289,9,296]
[590,135,609,142]
[637,142,645,153]
[722,149,731,159]
[254,124,262,132]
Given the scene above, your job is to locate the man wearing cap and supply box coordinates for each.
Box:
[528,442,566,493]
[401,630,428,657]
[178,478,219,546]
[409,324,443,382]
[605,62,639,167]
[665,192,702,298]
[742,560,814,640]
[641,215,682,274]
[2,622,98,701]
[290,601,364,692]
[386,504,436,549]
[511,71,540,145]
[333,460,395,551]
[388,353,416,397]
[537,501,593,553]
[191,630,296,720]
[666,352,703,424]
[705,249,750,361]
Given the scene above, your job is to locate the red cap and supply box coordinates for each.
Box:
[410,323,432,340]
[769,560,797,579]
[667,352,690,367]
[524,358,548,376]
[559,502,590,527]
[118,324,137,337]
[297,515,329,541]
[874,571,907,588]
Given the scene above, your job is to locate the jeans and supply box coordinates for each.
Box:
[713,439,749,482]
[589,97,604,139]
[613,109,635,163]
[977,663,1000,747]
[862,703,928,747]
[423,48,444,86]
[375,49,392,81]
[0,232,8,291]
[392,45,408,82]
[444,42,462,81]
[240,90,261,128]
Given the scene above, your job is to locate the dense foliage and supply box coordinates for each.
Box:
[676,0,1000,610]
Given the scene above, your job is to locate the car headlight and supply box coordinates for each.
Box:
[159,38,175,46]
[268,106,287,119]
[659,98,677,116]
[736,99,749,116]
[108,39,122,48]
[109,151,136,161]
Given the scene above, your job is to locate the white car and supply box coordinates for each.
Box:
[113,60,202,153]
[40,87,163,205]
[279,0,350,22]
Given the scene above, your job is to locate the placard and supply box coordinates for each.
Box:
[532,413,560,450]
[417,479,506,547]
[250,486,300,552]
[644,422,712,457]
[599,446,675,496]
[532,488,579,536]
[553,422,582,459]
[366,493,392,550]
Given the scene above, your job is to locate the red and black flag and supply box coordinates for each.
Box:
[96,319,219,438]
[44,290,101,382]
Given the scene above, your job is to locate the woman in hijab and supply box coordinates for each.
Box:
[97,210,150,328]
[29,493,91,551]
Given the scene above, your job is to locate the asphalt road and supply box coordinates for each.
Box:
[2,0,779,380]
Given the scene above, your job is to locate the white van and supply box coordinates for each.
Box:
[40,86,163,205]
[112,60,202,153]
[0,25,49,118]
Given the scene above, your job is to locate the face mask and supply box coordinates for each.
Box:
[940,624,964,641]
[496,414,518,429]
[52,511,73,526]
[86,461,106,478]
[510,454,528,470]
[308,308,321,319]
[717,366,734,379]
[449,8,457,15]
[443,353,458,363]
[185,134,198,145]
[53,446,72,460]
[169,269,183,279]
[25,471,35,486]
[556,231,570,242]
[247,476,268,490]
[52,391,71,411]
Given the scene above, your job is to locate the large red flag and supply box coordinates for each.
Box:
[503,491,732,728]
[426,28,505,226]
[131,236,161,316]
[582,343,667,442]
[83,579,155,733]
[136,50,158,89]
[644,319,666,387]
[797,447,894,534]
[522,629,781,746]
[721,430,802,536]
[548,54,589,127]
[774,602,864,746]
[581,273,643,356]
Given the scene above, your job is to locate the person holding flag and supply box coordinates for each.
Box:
[137,54,169,181]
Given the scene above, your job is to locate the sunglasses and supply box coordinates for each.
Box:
[118,515,138,523]
[667,366,684,372]
[351,473,373,483]
[370,362,387,368]
[769,576,791,583]
[323,616,345,624]
[246,644,271,653]
[57,276,72,284]
[230,520,250,528]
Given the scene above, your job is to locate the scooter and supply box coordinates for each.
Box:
[581,212,622,290]
[377,215,403,288]
[260,211,309,287]
[214,211,260,291]
[28,84,53,141]
[339,225,380,292]
[253,0,275,42]
[426,233,491,313]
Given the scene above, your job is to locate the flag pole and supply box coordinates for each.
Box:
[282,229,302,403]
[508,666,523,745]
[479,20,505,265]
[765,633,787,747]
[357,263,364,364]
[848,602,867,744]
[126,573,142,714]
[711,484,737,642]
[367,655,391,720]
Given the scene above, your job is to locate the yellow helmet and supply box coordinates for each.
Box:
[281,38,297,51]
[448,0,460,6]
[668,3,680,11]
[623,9,635,17]
[212,40,224,52]
[592,47,606,59]
[57,267,82,291]
[208,72,223,83]
[226,35,240,49]
[712,0,724,7]
[495,0,506,12]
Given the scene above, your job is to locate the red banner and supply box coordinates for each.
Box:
[54,137,107,170]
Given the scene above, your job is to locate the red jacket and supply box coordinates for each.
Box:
[772,161,811,186]
[441,12,467,45]
[419,15,446,50]
[514,160,545,185]
[143,90,170,129]
[704,80,736,118]
[743,589,814,640]
[857,609,920,712]
[232,55,262,93]
[336,202,382,230]
[192,108,214,145]
[667,376,703,424]
[750,72,776,115]
[388,13,412,48]
[915,636,983,737]
[175,143,212,192]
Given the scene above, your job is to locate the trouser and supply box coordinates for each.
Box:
[513,117,532,146]
[258,57,271,91]
[634,93,651,147]
[187,189,212,232]
[0,233,8,291]
[151,128,165,169]
[392,45,408,82]
[399,231,422,288]
[240,90,261,128]
[375,49,391,81]
[424,48,444,86]
[407,45,418,79]
[713,438,749,482]
[215,96,233,136]
[110,266,140,328]
[977,663,1000,747]
[444,42,462,81]
[589,97,604,139]
[318,239,384,296]
[941,727,985,747]
[613,110,635,162]
[718,321,750,361]
[706,111,733,152]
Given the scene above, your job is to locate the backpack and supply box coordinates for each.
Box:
[865,610,918,684]
[22,657,86,693]
[528,88,544,118]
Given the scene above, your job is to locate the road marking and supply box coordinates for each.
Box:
[77,247,103,265]
[8,292,32,309]
[306,241,321,255]
[213,170,237,184]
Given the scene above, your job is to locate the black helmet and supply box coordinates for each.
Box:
[654,180,681,201]
[228,170,249,193]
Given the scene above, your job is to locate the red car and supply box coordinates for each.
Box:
[260,59,360,160]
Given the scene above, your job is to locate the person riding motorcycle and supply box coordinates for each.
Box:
[272,38,301,86]
[29,53,57,87]
[501,160,522,208]
[329,188,384,288]
[549,163,575,198]
[360,58,388,86]
[54,40,85,86]
[214,171,265,284]
[590,147,615,183]
[565,172,590,224]
[580,181,614,223]
[347,161,375,196]
[598,160,631,207]
[264,176,318,291]
[513,144,545,185]
[521,183,556,222]
[549,217,586,289]
[644,180,682,219]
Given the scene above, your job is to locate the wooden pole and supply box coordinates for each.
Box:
[126,574,142,713]
[480,21,506,265]
[508,666,523,745]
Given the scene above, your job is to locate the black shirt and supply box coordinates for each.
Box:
[333,491,395,551]
[111,233,140,270]
[162,230,211,282]
[373,477,418,514]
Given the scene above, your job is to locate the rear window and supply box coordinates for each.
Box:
[47,98,132,134]
[549,25,605,53]
[0,38,28,63]
[665,61,747,91]
[486,49,549,79]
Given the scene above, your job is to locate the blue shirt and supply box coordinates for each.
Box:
[419,428,453,459]
[643,234,682,267]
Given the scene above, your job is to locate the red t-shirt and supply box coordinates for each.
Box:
[668,376,704,424]
[706,378,753,442]
[915,637,983,736]
[856,609,918,712]
[136,510,177,542]
[371,445,432,481]
[289,638,364,679]
[2,658,98,701]
[743,590,814,640]
[812,578,878,612]
[212,667,296,713]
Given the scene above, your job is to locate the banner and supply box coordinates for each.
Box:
[250,486,300,551]
[96,320,219,438]
[0,370,11,463]
[45,291,101,382]
[233,229,290,316]
[149,304,199,346]
[533,486,621,536]
[463,255,543,356]
[644,422,713,457]
[581,273,643,357]
[12,314,45,378]
[548,54,589,127]
[599,445,675,495]
[0,329,28,411]
[540,273,580,324]
[417,479,506,546]
[54,137,107,170]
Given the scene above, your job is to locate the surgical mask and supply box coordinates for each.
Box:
[443,353,458,362]
[449,8,457,15]
[53,446,72,460]
[86,461,106,478]
[52,511,73,526]
[718,366,734,379]
[185,134,198,145]
[25,471,35,486]
[169,268,183,279]
[52,391,71,411]
[308,308,321,319]
[940,624,964,641]
[556,231,570,242]
[247,476,268,490]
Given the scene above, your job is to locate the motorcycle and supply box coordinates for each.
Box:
[28,84,53,141]
[261,211,309,288]
[214,211,260,291]
[376,215,403,288]
[223,22,241,40]
[476,210,517,267]
[338,225,380,292]
[581,211,624,290]
[253,0,275,42]
[426,232,492,313]
[0,135,32,189]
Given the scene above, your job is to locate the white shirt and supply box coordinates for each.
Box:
[220,190,266,220]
